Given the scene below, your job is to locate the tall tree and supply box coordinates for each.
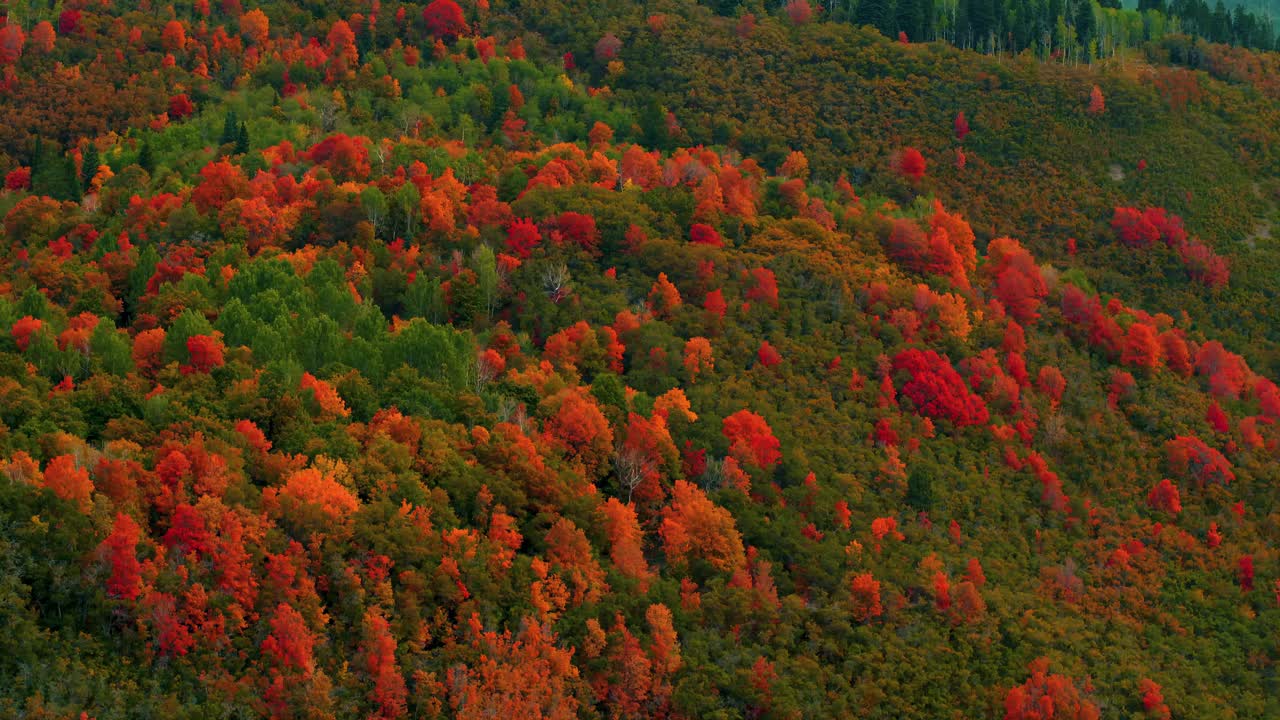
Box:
[856,0,892,34]
[1074,0,1096,58]
[906,463,934,510]
[897,0,925,39]
[219,109,240,147]
[80,142,99,190]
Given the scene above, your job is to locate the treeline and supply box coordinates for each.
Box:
[704,0,1276,56]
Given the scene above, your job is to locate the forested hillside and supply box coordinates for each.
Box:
[0,1,1277,718]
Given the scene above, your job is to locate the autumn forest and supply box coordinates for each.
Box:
[0,0,1277,717]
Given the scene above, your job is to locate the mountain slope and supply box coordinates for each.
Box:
[0,2,1277,719]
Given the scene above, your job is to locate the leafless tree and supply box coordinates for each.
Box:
[699,457,725,493]
[399,107,422,138]
[318,99,342,132]
[542,262,572,303]
[613,446,654,503]
[473,351,500,394]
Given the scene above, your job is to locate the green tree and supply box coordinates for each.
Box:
[90,323,133,376]
[79,143,99,190]
[906,462,934,511]
[361,186,389,233]
[857,0,892,34]
[30,142,81,202]
[639,99,669,151]
[896,0,925,39]
[127,245,161,313]
[24,326,64,379]
[236,122,250,154]
[392,182,420,239]
[473,244,498,321]
[295,315,342,372]
[591,372,626,411]
[383,318,473,389]
[164,309,216,363]
[137,139,156,173]
[219,109,241,147]
[1075,0,1097,56]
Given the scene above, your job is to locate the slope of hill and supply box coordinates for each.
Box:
[0,2,1277,719]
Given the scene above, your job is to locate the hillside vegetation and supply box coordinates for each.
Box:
[0,1,1277,718]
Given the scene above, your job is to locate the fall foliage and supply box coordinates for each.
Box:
[0,2,1276,718]
[660,480,746,573]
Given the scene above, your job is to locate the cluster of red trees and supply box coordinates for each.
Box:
[1111,206,1228,288]
[892,349,990,427]
[2,4,1279,716]
[882,200,977,289]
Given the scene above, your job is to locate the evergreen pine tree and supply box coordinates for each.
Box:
[920,0,936,40]
[906,463,935,511]
[1210,0,1230,41]
[639,99,669,151]
[80,143,99,190]
[63,154,82,202]
[128,245,161,311]
[219,109,240,146]
[961,0,998,47]
[138,140,155,173]
[896,0,924,39]
[236,122,250,154]
[30,141,81,202]
[856,0,891,34]
[1074,0,1096,55]
[28,136,44,186]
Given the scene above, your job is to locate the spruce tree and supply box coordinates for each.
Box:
[138,140,155,173]
[1075,0,1096,54]
[964,0,998,47]
[63,154,82,202]
[28,137,45,191]
[906,463,935,511]
[219,109,240,146]
[639,99,669,151]
[1210,0,1230,42]
[31,142,81,202]
[80,142,99,189]
[856,0,891,34]
[896,0,924,39]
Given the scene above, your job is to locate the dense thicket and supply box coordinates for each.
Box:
[0,1,1277,718]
